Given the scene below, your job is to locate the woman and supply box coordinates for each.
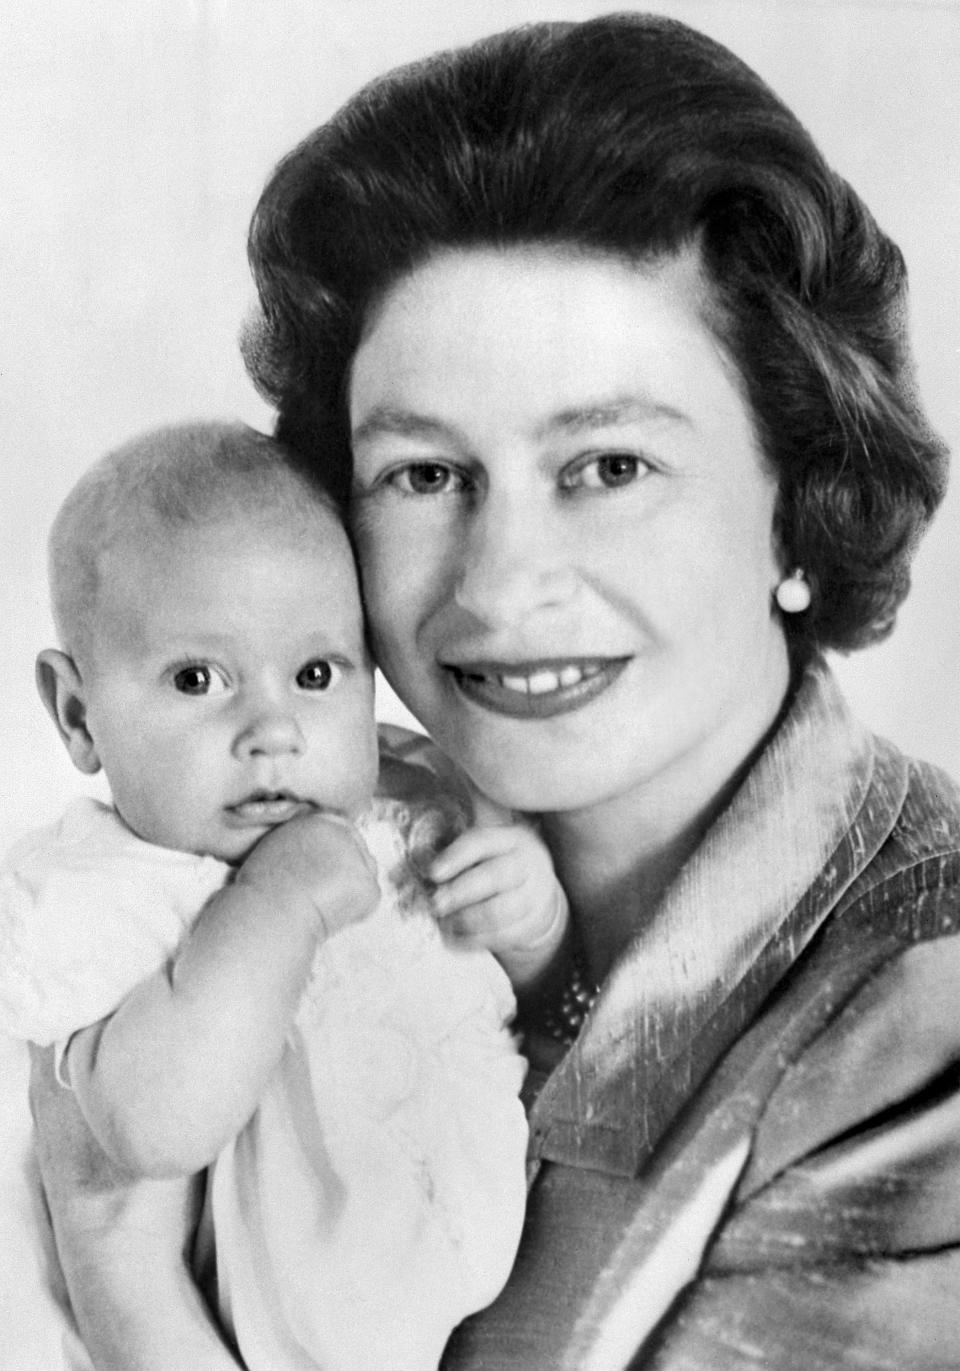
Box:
[35,12,960,1369]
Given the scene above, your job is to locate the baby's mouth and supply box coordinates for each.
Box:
[445,657,630,718]
[227,792,313,825]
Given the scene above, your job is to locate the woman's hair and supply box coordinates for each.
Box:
[243,12,948,661]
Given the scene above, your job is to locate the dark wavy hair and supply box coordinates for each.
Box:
[243,12,948,661]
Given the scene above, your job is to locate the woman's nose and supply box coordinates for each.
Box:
[232,700,306,759]
[453,497,577,628]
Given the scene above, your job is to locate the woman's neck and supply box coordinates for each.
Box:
[540,674,795,985]
[540,789,720,985]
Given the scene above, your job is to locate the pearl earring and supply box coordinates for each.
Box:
[775,568,812,614]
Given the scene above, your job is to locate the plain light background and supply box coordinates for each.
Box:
[2,0,958,855]
[0,7,956,1357]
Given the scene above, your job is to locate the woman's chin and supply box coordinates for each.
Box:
[456,750,618,817]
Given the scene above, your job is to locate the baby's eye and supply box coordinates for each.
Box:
[296,659,343,691]
[561,452,648,492]
[388,462,468,497]
[172,664,226,695]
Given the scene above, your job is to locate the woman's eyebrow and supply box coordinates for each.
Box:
[352,397,688,448]
[351,406,462,447]
[539,395,690,437]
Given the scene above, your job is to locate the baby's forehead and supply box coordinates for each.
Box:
[51,422,357,663]
[89,504,365,658]
[97,497,357,614]
[123,498,349,560]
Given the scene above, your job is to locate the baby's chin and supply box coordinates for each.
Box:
[219,836,262,868]
[120,794,377,867]
[211,800,377,868]
[115,814,262,868]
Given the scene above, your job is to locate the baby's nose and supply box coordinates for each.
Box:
[232,706,306,758]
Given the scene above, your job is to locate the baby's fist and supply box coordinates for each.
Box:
[239,811,380,939]
[430,821,569,992]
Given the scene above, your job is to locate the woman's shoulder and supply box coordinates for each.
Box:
[376,722,452,776]
[841,742,960,934]
[740,743,960,1184]
[376,723,475,815]
[894,750,960,857]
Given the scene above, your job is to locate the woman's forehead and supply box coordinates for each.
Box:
[359,241,711,337]
[348,243,744,446]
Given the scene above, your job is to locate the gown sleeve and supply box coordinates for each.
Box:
[0,799,228,1047]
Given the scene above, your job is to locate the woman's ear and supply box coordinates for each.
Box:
[35,649,102,775]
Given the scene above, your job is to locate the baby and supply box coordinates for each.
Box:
[0,422,568,1370]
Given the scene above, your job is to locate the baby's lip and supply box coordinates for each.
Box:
[225,792,314,826]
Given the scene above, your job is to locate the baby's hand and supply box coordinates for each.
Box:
[429,819,569,992]
[238,811,380,941]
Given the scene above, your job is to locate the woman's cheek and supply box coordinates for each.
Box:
[354,510,398,600]
[354,527,419,659]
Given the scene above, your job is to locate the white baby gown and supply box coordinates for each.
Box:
[0,795,528,1371]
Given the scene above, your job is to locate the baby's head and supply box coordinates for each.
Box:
[38,421,378,863]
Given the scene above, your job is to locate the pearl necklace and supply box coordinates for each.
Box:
[539,955,600,1045]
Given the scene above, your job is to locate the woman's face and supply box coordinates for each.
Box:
[349,245,791,817]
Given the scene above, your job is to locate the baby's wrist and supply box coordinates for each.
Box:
[500,888,571,992]
[231,864,322,929]
[523,884,570,956]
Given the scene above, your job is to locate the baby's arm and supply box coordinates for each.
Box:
[66,811,379,1178]
[430,814,570,999]
[377,725,569,996]
[30,1045,241,1371]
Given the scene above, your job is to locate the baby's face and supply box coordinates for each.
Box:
[79,507,378,863]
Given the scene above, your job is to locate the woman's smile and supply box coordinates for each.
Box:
[444,656,631,718]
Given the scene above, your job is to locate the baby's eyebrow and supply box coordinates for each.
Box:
[161,634,233,656]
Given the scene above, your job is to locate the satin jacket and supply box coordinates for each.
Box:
[442,661,960,1370]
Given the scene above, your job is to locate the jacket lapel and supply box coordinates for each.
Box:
[529,663,907,1177]
[443,671,910,1369]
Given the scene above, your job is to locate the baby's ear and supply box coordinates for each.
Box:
[35,649,101,775]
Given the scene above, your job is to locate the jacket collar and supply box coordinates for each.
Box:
[528,661,908,1177]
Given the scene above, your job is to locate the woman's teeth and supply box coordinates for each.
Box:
[498,663,603,695]
[451,657,627,718]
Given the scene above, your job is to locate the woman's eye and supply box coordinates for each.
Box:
[297,659,342,691]
[172,665,225,695]
[563,453,647,491]
[388,462,466,496]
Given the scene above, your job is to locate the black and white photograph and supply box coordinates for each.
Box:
[2,2,958,1367]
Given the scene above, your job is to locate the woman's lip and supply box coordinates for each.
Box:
[225,795,314,826]
[445,657,630,719]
